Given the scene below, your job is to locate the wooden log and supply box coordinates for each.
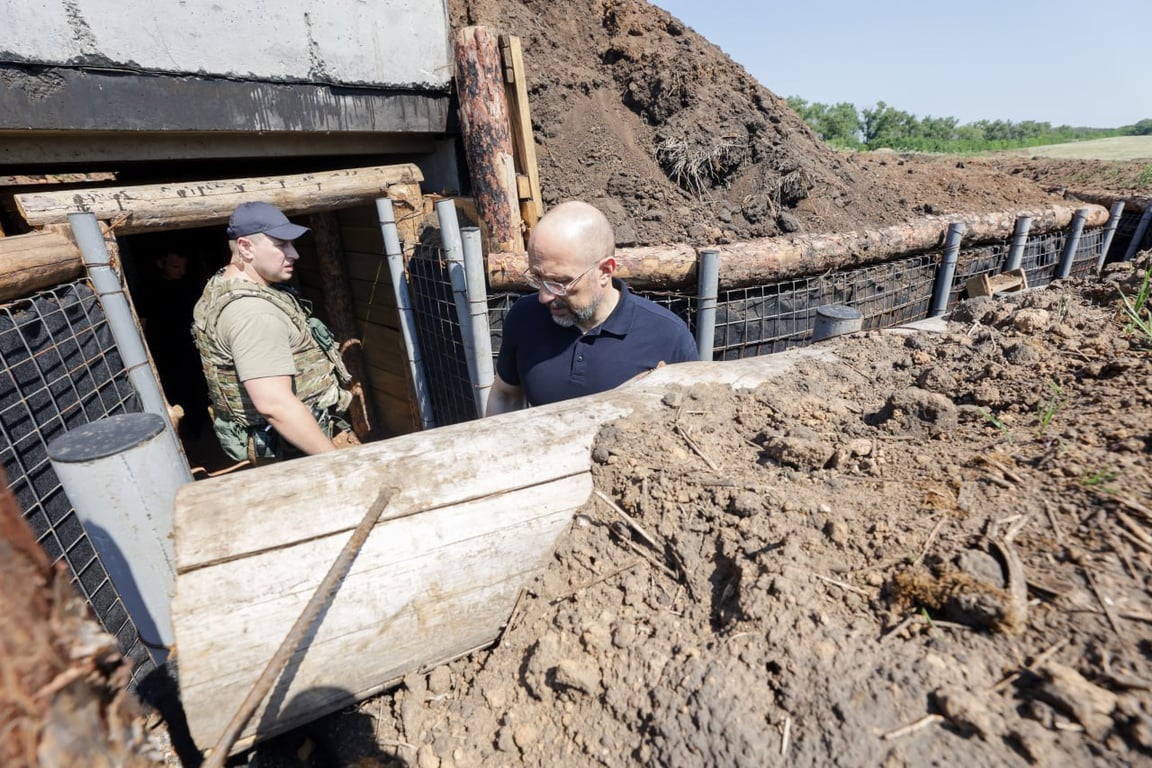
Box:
[486,203,1112,291]
[0,226,84,302]
[487,242,697,292]
[453,26,524,254]
[13,164,424,235]
[501,35,544,234]
[309,212,382,442]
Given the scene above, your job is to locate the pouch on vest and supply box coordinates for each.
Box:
[212,415,252,461]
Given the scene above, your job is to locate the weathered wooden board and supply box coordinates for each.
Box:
[171,393,639,751]
[14,164,424,234]
[176,474,586,749]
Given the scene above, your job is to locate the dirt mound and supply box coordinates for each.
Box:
[355,258,1152,767]
[241,256,1152,768]
[983,155,1152,199]
[449,0,1070,246]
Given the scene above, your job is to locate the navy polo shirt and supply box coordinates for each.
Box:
[495,279,698,406]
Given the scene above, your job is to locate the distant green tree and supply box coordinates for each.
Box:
[789,97,1133,153]
[786,97,861,147]
[1124,119,1152,136]
[860,102,917,148]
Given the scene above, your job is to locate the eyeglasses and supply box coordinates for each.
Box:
[524,261,600,297]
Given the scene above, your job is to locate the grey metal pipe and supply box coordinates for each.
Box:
[376,198,435,430]
[812,305,864,342]
[461,227,495,416]
[68,212,178,431]
[1004,215,1033,272]
[1096,201,1126,273]
[1123,204,1152,262]
[929,222,966,317]
[48,413,182,664]
[695,249,719,361]
[436,199,479,416]
[1056,208,1089,280]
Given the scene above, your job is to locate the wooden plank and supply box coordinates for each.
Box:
[0,226,84,301]
[173,392,634,569]
[370,387,420,437]
[175,473,588,750]
[501,35,544,231]
[14,164,424,234]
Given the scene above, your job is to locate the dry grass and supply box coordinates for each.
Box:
[656,136,743,197]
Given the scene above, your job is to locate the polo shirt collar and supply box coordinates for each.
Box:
[588,278,635,338]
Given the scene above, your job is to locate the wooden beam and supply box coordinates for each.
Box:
[171,391,639,751]
[487,203,1112,291]
[0,226,84,302]
[13,164,424,234]
[453,26,524,254]
[501,35,544,234]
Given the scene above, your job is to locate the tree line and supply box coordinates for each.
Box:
[786,98,1152,153]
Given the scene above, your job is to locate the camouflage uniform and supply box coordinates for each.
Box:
[192,272,352,461]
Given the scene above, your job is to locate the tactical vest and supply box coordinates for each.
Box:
[192,272,352,434]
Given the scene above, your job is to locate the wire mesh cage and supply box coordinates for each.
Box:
[0,279,157,682]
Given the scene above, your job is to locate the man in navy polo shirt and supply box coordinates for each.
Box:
[486,200,698,415]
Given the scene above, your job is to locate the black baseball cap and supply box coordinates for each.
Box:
[226,202,310,241]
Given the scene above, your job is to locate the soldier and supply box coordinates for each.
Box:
[192,202,353,463]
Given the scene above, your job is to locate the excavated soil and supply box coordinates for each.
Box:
[245,2,1152,767]
[252,257,1152,768]
[11,1,1150,765]
[448,0,1142,248]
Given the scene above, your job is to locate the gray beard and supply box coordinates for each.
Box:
[550,294,601,328]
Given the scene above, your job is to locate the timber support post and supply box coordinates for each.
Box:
[453,26,525,255]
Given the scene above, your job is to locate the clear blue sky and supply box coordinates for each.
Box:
[650,0,1149,129]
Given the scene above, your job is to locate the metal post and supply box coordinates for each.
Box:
[376,198,435,430]
[695,249,719,361]
[47,413,185,664]
[1056,208,1089,280]
[461,227,495,416]
[929,222,966,317]
[1096,201,1126,273]
[1004,215,1033,272]
[436,199,479,416]
[1123,204,1152,262]
[68,212,179,434]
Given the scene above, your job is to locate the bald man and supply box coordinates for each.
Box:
[486,201,698,415]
